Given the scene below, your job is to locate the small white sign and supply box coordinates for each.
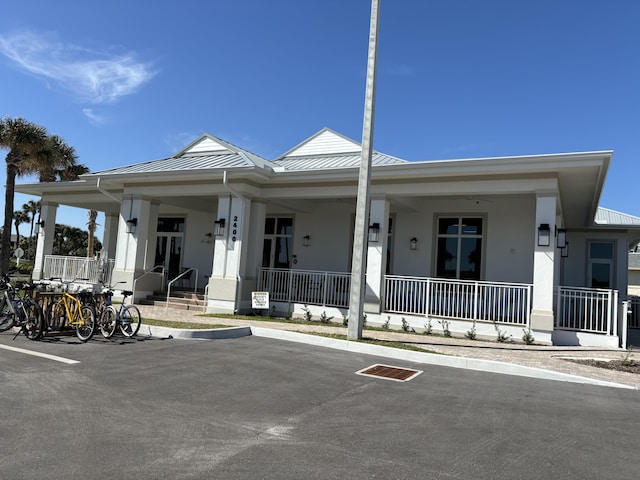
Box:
[251,291,269,309]
[14,247,24,259]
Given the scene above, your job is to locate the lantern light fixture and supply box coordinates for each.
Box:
[214,218,226,237]
[537,223,551,247]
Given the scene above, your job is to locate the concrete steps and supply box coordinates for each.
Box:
[139,290,206,311]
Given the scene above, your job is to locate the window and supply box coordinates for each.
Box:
[262,217,293,268]
[588,241,615,289]
[435,217,483,280]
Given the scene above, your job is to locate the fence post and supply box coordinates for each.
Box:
[473,281,479,321]
[621,300,629,349]
[287,269,294,313]
[425,278,431,318]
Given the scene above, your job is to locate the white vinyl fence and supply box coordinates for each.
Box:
[384,275,532,325]
[42,255,115,285]
[555,286,618,335]
[258,268,351,308]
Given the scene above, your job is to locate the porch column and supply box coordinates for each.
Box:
[207,195,252,313]
[101,213,119,260]
[364,197,389,313]
[241,201,266,302]
[530,193,557,343]
[32,201,58,280]
[112,195,154,291]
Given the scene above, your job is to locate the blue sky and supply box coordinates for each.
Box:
[1,0,639,239]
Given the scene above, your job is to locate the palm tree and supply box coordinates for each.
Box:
[13,210,30,252]
[0,117,47,273]
[22,200,40,259]
[87,210,98,257]
[0,117,84,273]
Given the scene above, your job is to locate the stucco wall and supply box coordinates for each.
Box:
[269,195,537,285]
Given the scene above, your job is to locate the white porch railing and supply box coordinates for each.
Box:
[42,255,115,285]
[385,275,532,325]
[555,286,618,335]
[258,268,351,308]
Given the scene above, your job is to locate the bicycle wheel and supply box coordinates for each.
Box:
[0,301,15,332]
[99,305,118,338]
[21,301,44,341]
[47,302,67,332]
[119,305,141,337]
[75,306,95,342]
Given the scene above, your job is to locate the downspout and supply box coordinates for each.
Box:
[222,170,247,313]
[96,177,120,203]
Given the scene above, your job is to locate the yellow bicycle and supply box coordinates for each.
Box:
[47,286,96,342]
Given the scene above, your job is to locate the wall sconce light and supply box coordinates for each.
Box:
[561,241,569,258]
[537,223,551,247]
[303,235,310,247]
[125,218,138,234]
[410,237,418,250]
[214,218,226,237]
[368,223,380,243]
[556,227,567,249]
[202,233,213,244]
[35,220,45,234]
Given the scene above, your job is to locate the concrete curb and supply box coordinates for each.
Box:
[139,324,252,340]
[140,324,636,390]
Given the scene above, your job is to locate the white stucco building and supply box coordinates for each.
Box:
[17,128,640,347]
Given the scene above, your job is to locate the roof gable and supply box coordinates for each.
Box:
[279,128,362,159]
[181,136,232,155]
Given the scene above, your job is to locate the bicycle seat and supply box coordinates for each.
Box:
[122,290,133,297]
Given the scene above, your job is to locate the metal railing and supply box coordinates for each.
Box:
[42,255,114,285]
[555,286,618,335]
[384,275,532,325]
[258,268,351,308]
[132,265,165,302]
[166,267,198,308]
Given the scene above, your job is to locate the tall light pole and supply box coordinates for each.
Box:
[348,0,381,340]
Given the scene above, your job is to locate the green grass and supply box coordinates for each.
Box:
[201,313,343,327]
[287,332,443,354]
[142,316,445,355]
[141,318,232,330]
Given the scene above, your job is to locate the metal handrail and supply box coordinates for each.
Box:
[166,267,198,308]
[132,265,165,302]
[202,283,209,313]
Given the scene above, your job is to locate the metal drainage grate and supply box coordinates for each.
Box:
[356,364,422,382]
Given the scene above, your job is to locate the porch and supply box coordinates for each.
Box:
[257,267,626,347]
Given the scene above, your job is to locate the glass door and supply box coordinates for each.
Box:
[155,218,185,280]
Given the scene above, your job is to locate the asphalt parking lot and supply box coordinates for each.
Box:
[1,331,640,480]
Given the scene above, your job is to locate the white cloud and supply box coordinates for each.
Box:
[0,30,157,104]
[82,108,106,124]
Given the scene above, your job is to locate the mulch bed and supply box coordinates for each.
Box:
[564,358,640,374]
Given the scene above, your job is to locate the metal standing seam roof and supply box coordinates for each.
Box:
[87,152,266,176]
[273,152,408,171]
[594,207,640,226]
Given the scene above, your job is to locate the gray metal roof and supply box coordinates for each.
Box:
[273,152,407,171]
[88,153,254,176]
[594,207,640,226]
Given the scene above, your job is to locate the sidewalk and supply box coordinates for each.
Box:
[136,305,640,390]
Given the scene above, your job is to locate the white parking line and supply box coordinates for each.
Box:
[0,344,80,364]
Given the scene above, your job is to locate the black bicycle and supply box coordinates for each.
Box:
[0,274,44,340]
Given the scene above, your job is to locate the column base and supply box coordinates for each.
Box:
[530,309,555,345]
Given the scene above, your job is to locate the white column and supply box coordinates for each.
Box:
[112,195,154,291]
[530,193,557,343]
[32,201,58,280]
[101,213,119,259]
[364,197,389,313]
[208,195,252,313]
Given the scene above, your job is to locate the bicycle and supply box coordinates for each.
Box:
[98,287,141,339]
[0,274,44,341]
[46,281,96,342]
